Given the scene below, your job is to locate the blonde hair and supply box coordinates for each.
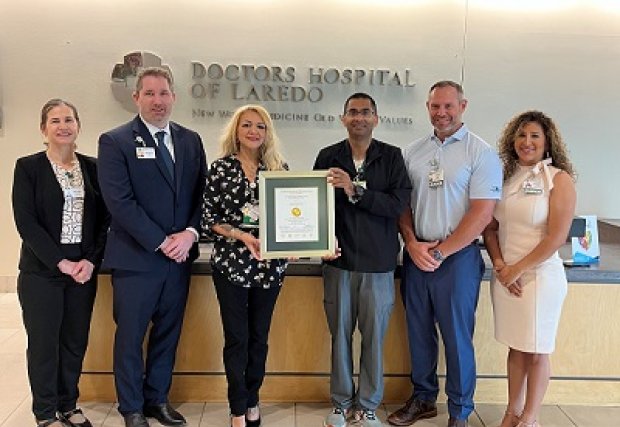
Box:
[498,110,576,182]
[219,104,286,171]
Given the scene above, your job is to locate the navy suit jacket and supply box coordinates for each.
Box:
[97,116,207,272]
[12,151,109,278]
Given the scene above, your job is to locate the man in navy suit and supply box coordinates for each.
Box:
[98,67,207,427]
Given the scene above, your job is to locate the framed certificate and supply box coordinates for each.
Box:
[259,170,335,259]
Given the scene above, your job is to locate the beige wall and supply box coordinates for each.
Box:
[1,0,619,278]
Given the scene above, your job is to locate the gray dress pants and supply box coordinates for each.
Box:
[323,264,395,411]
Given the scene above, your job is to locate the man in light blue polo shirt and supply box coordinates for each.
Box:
[387,81,502,427]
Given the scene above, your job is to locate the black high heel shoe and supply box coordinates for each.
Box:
[245,406,261,427]
[36,416,65,427]
[59,408,93,427]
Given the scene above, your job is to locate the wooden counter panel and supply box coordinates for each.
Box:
[81,275,620,404]
[553,283,620,376]
[266,276,331,372]
[175,276,224,371]
[82,280,114,371]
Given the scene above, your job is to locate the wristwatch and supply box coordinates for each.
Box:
[349,184,365,204]
[432,249,445,262]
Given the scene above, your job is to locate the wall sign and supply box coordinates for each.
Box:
[110,51,416,128]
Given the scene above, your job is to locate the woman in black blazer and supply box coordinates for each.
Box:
[12,99,109,427]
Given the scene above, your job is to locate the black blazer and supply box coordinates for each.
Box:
[12,151,110,278]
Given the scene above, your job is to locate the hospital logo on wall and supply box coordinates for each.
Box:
[110,51,173,112]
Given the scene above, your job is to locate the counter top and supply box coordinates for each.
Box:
[192,243,620,284]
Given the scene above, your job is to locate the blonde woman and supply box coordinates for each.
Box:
[483,111,576,427]
[202,105,288,427]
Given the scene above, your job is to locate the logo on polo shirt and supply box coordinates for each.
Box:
[110,51,173,112]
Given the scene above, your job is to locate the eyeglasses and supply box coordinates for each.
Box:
[344,109,375,118]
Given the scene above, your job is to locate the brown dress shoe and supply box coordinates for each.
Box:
[387,398,437,426]
[447,417,469,427]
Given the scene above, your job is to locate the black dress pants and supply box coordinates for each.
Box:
[213,269,281,416]
[18,272,97,420]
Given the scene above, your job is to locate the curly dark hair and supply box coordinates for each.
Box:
[497,110,576,182]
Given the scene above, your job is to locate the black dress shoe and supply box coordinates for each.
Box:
[144,403,187,426]
[123,413,149,427]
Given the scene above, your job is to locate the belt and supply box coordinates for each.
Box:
[415,236,479,246]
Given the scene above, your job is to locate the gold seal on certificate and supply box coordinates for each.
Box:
[259,171,335,259]
[275,187,319,243]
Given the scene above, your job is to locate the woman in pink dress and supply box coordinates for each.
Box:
[483,111,576,427]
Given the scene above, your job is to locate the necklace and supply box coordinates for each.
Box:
[47,152,77,180]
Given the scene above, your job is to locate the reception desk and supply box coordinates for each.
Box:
[79,244,620,405]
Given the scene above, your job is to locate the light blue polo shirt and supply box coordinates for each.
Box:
[403,124,502,241]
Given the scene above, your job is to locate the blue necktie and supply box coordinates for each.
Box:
[155,131,174,181]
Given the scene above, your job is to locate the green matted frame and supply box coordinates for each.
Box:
[259,170,335,259]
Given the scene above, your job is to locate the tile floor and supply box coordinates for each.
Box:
[0,292,618,426]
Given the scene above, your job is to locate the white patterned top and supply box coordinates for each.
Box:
[50,158,84,244]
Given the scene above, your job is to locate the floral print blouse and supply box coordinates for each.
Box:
[202,155,287,288]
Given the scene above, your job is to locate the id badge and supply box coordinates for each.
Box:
[136,147,156,159]
[64,187,85,199]
[523,180,543,195]
[241,202,260,228]
[428,169,444,188]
